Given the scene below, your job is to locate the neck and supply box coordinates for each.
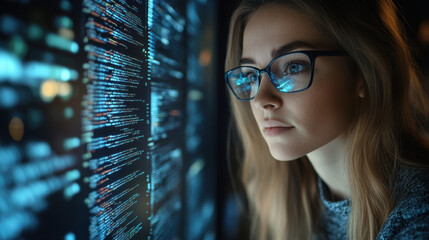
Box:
[307,134,350,200]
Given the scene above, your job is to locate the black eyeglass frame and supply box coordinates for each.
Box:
[224,50,347,101]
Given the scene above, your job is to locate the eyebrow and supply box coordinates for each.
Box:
[240,41,318,65]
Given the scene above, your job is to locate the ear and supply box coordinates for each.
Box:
[357,76,365,98]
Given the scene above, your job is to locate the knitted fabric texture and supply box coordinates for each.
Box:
[317,167,429,240]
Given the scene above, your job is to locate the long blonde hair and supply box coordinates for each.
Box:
[225,0,429,239]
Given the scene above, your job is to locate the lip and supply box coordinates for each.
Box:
[262,119,293,128]
[262,119,294,137]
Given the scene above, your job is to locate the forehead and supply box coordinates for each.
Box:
[242,4,336,64]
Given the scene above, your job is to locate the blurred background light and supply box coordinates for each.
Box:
[8,117,24,142]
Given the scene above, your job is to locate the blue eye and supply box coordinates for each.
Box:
[289,63,303,73]
[284,62,307,75]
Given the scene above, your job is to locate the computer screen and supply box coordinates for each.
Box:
[0,0,217,239]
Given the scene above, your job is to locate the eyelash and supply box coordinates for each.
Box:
[281,60,310,74]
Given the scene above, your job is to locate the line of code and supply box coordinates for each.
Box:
[81,0,150,239]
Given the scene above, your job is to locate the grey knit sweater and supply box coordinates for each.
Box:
[317,167,429,240]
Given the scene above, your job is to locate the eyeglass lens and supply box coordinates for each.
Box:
[227,52,312,100]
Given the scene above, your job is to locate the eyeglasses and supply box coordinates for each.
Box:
[224,50,347,101]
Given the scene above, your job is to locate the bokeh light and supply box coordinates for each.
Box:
[198,49,212,67]
[40,79,58,102]
[57,82,72,99]
[9,117,24,142]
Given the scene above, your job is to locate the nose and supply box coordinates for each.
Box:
[252,73,282,110]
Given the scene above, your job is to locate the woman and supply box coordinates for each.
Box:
[224,0,429,239]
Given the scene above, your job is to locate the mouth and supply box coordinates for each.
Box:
[263,126,294,136]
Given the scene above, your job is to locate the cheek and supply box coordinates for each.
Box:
[250,102,262,127]
[294,75,357,137]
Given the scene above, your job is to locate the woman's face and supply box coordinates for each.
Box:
[243,4,360,160]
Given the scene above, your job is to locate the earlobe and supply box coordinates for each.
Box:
[357,76,365,98]
[358,86,365,98]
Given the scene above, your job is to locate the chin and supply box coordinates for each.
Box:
[269,147,304,161]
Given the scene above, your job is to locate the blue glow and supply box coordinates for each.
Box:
[63,137,80,151]
[0,145,22,171]
[55,16,73,28]
[11,155,75,184]
[27,24,43,40]
[60,0,72,11]
[25,62,49,80]
[0,86,19,108]
[65,169,80,181]
[10,176,69,208]
[63,183,80,199]
[9,36,28,57]
[1,56,80,84]
[64,232,76,240]
[0,15,19,34]
[25,62,78,82]
[64,107,74,119]
[70,42,79,53]
[46,33,79,54]
[25,141,52,159]
[0,211,37,240]
[0,50,23,81]
[61,68,71,80]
